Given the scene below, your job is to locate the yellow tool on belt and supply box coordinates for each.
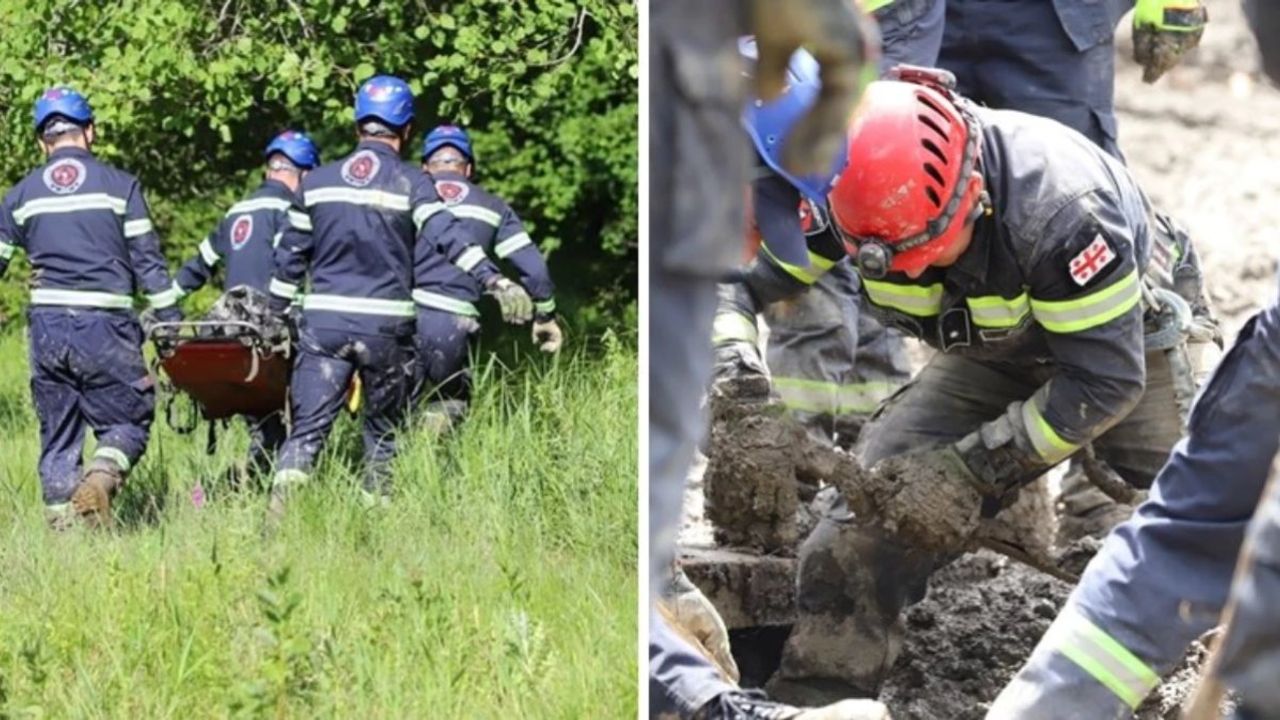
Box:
[346,374,362,414]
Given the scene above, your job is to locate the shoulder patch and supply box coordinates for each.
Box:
[1068,233,1117,286]
[435,179,470,206]
[797,199,831,237]
[341,150,381,187]
[230,214,254,250]
[42,158,86,194]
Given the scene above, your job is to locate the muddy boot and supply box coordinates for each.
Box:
[693,689,890,720]
[264,470,306,533]
[419,399,466,438]
[70,459,123,529]
[44,502,76,532]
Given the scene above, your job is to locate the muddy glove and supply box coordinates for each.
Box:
[751,0,879,176]
[661,569,741,683]
[532,317,563,353]
[485,277,533,325]
[863,445,985,553]
[1133,0,1208,83]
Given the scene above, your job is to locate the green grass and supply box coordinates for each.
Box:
[0,330,637,718]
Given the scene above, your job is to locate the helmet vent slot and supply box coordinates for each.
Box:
[923,162,946,189]
[924,185,942,208]
[921,138,948,166]
[917,92,948,120]
[918,114,949,142]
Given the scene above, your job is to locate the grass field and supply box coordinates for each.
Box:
[0,329,637,718]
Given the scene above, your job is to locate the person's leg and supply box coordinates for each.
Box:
[356,334,416,499]
[272,327,355,491]
[413,307,478,430]
[27,311,86,518]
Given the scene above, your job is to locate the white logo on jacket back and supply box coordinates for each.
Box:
[434,179,470,206]
[42,158,86,194]
[341,150,381,187]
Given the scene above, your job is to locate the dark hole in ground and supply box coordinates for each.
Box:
[729,624,791,689]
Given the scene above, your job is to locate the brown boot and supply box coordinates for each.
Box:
[70,461,123,528]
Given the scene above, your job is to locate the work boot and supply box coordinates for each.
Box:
[44,502,76,532]
[70,459,123,529]
[693,689,891,720]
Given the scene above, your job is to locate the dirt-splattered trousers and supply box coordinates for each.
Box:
[988,282,1280,719]
[772,106,1221,702]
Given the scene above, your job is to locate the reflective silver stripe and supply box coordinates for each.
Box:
[172,281,189,299]
[272,469,309,488]
[13,193,128,224]
[412,289,480,317]
[413,202,446,231]
[269,278,299,299]
[302,294,415,317]
[303,187,411,212]
[455,246,487,272]
[287,210,312,231]
[773,377,902,416]
[534,298,556,315]
[272,231,283,249]
[198,238,220,266]
[1020,386,1078,464]
[227,198,291,215]
[0,240,15,260]
[1046,609,1159,708]
[449,204,501,226]
[31,288,133,309]
[862,279,944,317]
[967,292,1031,329]
[93,447,131,472]
[147,285,181,309]
[712,311,757,344]
[123,219,154,238]
[1030,270,1141,334]
[494,232,532,258]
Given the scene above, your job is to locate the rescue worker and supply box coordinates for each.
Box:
[0,87,183,528]
[986,10,1280,716]
[649,0,889,718]
[267,75,525,516]
[173,129,320,480]
[414,124,558,430]
[767,72,1218,705]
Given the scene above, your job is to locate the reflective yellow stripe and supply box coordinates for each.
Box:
[1021,388,1078,463]
[303,294,415,317]
[31,289,133,309]
[198,238,220,266]
[227,198,291,215]
[1049,609,1160,709]
[303,187,411,212]
[123,219,153,238]
[147,286,181,309]
[413,202,446,231]
[534,298,556,315]
[712,311,757,344]
[269,278,299,300]
[287,210,312,232]
[774,377,901,415]
[760,245,836,286]
[0,240,15,260]
[93,447,131,472]
[494,232,533,258]
[863,279,944,317]
[863,0,894,12]
[967,292,1031,329]
[412,289,479,317]
[455,246,487,272]
[13,193,128,224]
[450,204,502,226]
[1030,270,1140,334]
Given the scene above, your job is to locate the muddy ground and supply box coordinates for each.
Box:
[681,3,1273,717]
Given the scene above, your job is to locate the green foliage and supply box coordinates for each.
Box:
[0,0,637,321]
[0,330,638,716]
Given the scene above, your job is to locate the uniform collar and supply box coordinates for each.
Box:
[355,139,403,157]
[259,177,296,197]
[948,217,993,287]
[430,169,470,183]
[48,146,92,162]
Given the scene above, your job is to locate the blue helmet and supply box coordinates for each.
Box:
[265,130,320,169]
[354,75,415,127]
[739,37,849,206]
[33,86,94,132]
[421,125,474,164]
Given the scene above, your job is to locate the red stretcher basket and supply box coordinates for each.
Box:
[149,321,291,423]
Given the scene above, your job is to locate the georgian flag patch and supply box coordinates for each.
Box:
[1069,234,1116,286]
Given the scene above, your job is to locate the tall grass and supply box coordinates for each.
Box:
[0,330,637,718]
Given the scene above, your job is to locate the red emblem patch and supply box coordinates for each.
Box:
[230,215,254,250]
[42,158,86,194]
[1069,234,1117,286]
[434,179,469,206]
[341,150,381,187]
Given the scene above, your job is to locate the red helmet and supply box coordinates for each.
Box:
[828,73,986,278]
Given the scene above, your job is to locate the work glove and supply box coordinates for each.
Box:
[752,0,880,176]
[485,277,533,325]
[532,317,563,353]
[660,569,741,683]
[863,444,985,553]
[1133,0,1208,83]
[141,307,183,357]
